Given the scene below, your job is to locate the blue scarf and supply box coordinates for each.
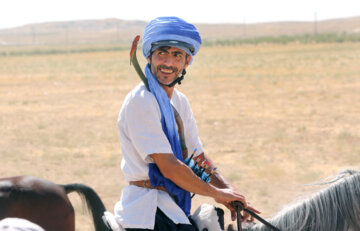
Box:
[146,64,191,216]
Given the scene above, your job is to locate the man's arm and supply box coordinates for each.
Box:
[197,153,232,189]
[153,152,260,221]
[150,153,247,207]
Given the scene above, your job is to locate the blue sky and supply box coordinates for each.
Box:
[1,0,359,29]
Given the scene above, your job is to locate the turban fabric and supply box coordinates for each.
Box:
[142,16,202,64]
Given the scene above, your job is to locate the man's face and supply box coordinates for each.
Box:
[147,46,191,86]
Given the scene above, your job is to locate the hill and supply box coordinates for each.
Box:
[0,16,359,45]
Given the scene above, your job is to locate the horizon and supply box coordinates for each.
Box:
[1,14,360,30]
[1,0,360,30]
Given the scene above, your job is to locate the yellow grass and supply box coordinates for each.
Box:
[1,43,360,230]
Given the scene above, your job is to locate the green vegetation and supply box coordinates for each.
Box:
[0,44,128,56]
[1,32,359,57]
[203,32,360,46]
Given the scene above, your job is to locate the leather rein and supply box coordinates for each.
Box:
[231,201,281,231]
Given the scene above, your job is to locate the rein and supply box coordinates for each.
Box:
[231,201,281,231]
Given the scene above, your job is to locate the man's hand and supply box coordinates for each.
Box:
[214,188,247,208]
[214,188,261,221]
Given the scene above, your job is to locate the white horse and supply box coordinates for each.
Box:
[242,169,360,231]
[105,169,360,231]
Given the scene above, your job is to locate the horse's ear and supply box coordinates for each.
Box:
[227,224,235,231]
[215,207,225,230]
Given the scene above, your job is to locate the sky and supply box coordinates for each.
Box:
[1,0,359,29]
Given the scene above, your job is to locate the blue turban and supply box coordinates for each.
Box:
[142,16,202,64]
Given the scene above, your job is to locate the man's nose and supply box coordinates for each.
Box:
[162,55,174,65]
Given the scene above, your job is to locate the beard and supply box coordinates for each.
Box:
[151,64,182,86]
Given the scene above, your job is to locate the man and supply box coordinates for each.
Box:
[115,16,259,231]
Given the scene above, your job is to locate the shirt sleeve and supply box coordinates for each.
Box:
[123,92,173,161]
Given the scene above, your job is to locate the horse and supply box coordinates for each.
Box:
[0,175,109,231]
[241,169,360,231]
[192,169,360,231]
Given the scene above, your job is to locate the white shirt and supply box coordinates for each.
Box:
[115,83,203,229]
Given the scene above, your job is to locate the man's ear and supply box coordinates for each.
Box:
[184,55,191,68]
[147,56,151,63]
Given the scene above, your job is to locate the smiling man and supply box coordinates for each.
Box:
[147,46,190,96]
[114,16,259,231]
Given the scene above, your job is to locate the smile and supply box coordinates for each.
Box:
[158,65,177,74]
[160,68,174,74]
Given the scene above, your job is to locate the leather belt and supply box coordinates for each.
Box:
[129,180,168,193]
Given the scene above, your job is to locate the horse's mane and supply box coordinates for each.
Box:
[246,169,360,231]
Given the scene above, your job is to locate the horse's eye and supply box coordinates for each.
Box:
[202,229,208,231]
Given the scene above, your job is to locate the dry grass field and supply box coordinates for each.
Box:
[1,42,360,230]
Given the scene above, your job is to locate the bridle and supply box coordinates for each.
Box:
[231,201,281,231]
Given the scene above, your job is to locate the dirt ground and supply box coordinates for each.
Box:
[1,42,360,230]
